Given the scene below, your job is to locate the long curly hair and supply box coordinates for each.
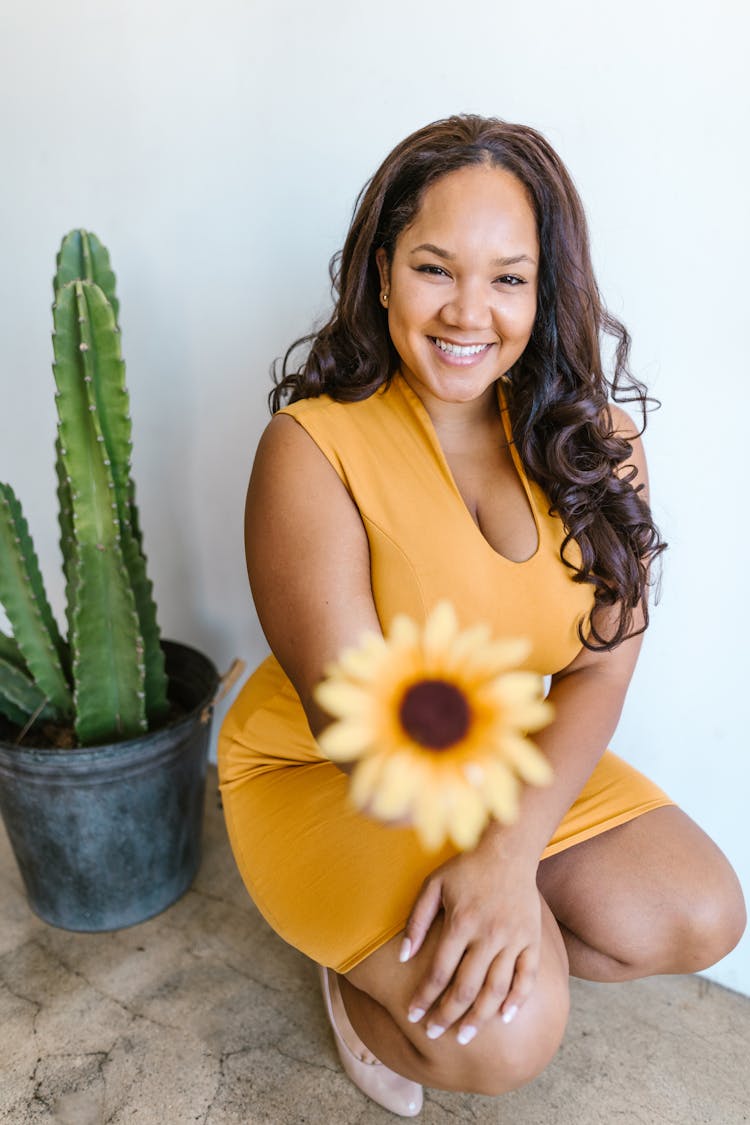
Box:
[270,114,666,650]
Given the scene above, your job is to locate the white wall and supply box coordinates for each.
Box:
[1,0,748,993]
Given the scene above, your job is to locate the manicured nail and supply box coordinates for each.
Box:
[407,1007,425,1024]
[399,937,412,963]
[501,1004,518,1025]
[426,1023,445,1040]
[457,1025,477,1046]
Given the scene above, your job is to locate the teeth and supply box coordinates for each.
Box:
[433,337,488,357]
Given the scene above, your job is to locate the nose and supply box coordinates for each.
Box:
[441,277,492,331]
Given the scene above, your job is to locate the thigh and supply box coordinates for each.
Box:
[537,805,746,973]
[343,894,571,1094]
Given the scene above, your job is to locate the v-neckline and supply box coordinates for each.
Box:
[394,372,541,566]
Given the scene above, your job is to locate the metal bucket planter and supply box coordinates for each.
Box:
[0,640,219,932]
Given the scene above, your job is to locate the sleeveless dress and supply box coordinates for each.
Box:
[218,373,672,973]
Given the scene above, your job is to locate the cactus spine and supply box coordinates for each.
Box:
[0,231,169,747]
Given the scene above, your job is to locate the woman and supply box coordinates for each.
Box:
[218,115,745,1116]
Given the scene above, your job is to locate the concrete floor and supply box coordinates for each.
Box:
[1,767,748,1125]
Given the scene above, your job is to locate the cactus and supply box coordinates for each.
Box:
[0,631,58,727]
[54,230,119,323]
[0,484,72,717]
[0,231,169,747]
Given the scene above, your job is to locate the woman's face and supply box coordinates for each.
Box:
[376,164,539,412]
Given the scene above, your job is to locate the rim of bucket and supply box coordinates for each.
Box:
[0,639,220,768]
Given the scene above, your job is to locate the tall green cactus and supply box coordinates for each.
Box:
[0,231,170,747]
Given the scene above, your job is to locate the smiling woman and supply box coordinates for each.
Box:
[218,115,745,1117]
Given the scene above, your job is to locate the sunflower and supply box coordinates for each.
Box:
[314,602,554,851]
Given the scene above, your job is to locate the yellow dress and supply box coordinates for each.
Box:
[218,374,672,972]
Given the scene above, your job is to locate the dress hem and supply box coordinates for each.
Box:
[333,795,677,974]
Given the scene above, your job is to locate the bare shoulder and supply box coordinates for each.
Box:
[609,402,642,441]
[247,411,350,514]
[608,402,649,497]
[244,411,380,729]
[251,410,329,473]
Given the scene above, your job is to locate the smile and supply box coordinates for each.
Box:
[431,337,491,358]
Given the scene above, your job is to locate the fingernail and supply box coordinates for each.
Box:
[407,1007,425,1024]
[399,937,412,963]
[501,1004,518,1025]
[426,1023,445,1040]
[457,1025,477,1046]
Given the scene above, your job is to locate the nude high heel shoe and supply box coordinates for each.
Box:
[318,964,423,1117]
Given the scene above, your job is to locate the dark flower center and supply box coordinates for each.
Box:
[399,679,471,750]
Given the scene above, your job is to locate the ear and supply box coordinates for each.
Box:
[375,247,390,291]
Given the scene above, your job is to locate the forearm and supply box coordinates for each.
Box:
[478,661,634,867]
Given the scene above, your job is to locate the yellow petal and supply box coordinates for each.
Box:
[505,698,555,734]
[467,637,532,677]
[313,679,374,720]
[349,753,386,808]
[335,634,389,681]
[487,670,544,703]
[445,784,489,849]
[408,773,447,849]
[317,720,374,761]
[422,601,459,661]
[413,801,448,852]
[388,614,420,648]
[439,623,492,672]
[495,733,554,786]
[521,701,555,733]
[462,760,485,786]
[483,760,522,823]
[370,753,420,819]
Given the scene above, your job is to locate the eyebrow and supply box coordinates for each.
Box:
[410,242,537,267]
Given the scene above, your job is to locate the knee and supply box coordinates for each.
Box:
[462,975,570,1096]
[674,874,747,972]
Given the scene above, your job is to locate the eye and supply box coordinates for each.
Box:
[495,274,526,287]
[415,264,450,277]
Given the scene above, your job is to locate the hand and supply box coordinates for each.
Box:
[401,846,542,1044]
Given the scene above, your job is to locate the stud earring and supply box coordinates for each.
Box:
[381,290,389,306]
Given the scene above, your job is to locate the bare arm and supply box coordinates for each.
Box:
[244,413,381,743]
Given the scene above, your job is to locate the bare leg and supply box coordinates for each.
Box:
[537,806,746,981]
[330,807,745,1097]
[342,895,570,1096]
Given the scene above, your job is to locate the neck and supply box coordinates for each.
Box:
[398,371,501,435]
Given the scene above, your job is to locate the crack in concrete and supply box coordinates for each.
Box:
[201,1045,257,1125]
[30,1054,53,1113]
[30,1045,111,1122]
[183,945,291,997]
[0,973,43,1036]
[274,1044,339,1075]
[35,940,187,1036]
[425,1092,480,1121]
[188,885,241,908]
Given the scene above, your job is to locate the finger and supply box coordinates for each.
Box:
[407,919,472,1027]
[400,875,442,963]
[421,944,491,1039]
[454,950,517,1043]
[499,945,539,1024]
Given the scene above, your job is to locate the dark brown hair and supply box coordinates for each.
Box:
[271,114,666,649]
